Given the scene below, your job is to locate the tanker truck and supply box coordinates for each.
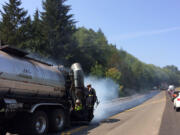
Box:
[0,45,95,135]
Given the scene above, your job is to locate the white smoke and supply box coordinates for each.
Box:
[84,76,160,123]
[84,76,119,102]
[84,76,120,123]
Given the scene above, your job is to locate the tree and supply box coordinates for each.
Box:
[164,65,179,73]
[106,68,122,84]
[21,9,46,56]
[0,20,2,45]
[18,16,33,49]
[74,27,110,72]
[90,62,104,77]
[41,0,76,64]
[0,0,28,47]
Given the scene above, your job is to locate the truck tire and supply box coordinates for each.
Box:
[49,109,66,132]
[0,128,6,135]
[176,108,179,112]
[27,111,48,135]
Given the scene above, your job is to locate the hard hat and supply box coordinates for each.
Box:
[87,84,91,88]
[76,99,81,104]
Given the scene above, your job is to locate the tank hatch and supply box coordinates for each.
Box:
[0,45,28,57]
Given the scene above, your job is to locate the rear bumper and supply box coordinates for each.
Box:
[175,102,180,108]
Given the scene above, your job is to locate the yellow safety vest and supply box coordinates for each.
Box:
[75,104,82,111]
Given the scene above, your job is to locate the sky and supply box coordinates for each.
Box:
[0,0,180,69]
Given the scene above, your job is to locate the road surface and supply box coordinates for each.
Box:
[8,91,180,135]
[66,91,180,135]
[63,91,166,135]
[159,91,180,135]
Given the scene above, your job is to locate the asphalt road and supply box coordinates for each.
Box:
[5,91,158,135]
[159,92,180,135]
[9,90,180,135]
[62,91,166,135]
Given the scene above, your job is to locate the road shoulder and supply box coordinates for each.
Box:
[73,91,166,135]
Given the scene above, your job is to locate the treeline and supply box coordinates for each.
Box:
[0,0,180,95]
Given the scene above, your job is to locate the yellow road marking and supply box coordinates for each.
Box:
[62,125,88,135]
[70,126,88,134]
[61,132,71,135]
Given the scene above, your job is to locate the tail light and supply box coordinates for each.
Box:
[173,94,177,97]
[177,98,180,101]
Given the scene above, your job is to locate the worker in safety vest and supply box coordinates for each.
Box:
[86,84,98,120]
[74,99,82,111]
[86,84,98,106]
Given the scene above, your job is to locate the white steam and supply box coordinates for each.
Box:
[84,76,119,102]
[84,76,159,123]
[84,76,120,123]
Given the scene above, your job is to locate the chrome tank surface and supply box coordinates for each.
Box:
[71,63,84,88]
[0,50,65,97]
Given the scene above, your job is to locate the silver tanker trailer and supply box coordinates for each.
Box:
[0,45,95,135]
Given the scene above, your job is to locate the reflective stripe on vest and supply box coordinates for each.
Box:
[75,104,82,111]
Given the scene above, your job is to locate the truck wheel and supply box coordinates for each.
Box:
[0,128,6,135]
[176,108,179,112]
[49,109,65,132]
[28,111,48,135]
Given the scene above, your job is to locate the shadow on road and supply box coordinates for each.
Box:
[101,118,120,123]
[71,118,120,135]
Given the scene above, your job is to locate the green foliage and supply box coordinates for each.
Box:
[21,10,46,56]
[41,0,76,64]
[0,20,2,44]
[106,68,122,83]
[0,0,28,47]
[0,0,180,96]
[74,27,109,72]
[90,62,104,78]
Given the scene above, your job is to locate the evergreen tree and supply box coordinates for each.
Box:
[31,10,44,54]
[19,16,33,49]
[22,9,45,55]
[0,20,2,45]
[0,0,28,47]
[41,0,76,64]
